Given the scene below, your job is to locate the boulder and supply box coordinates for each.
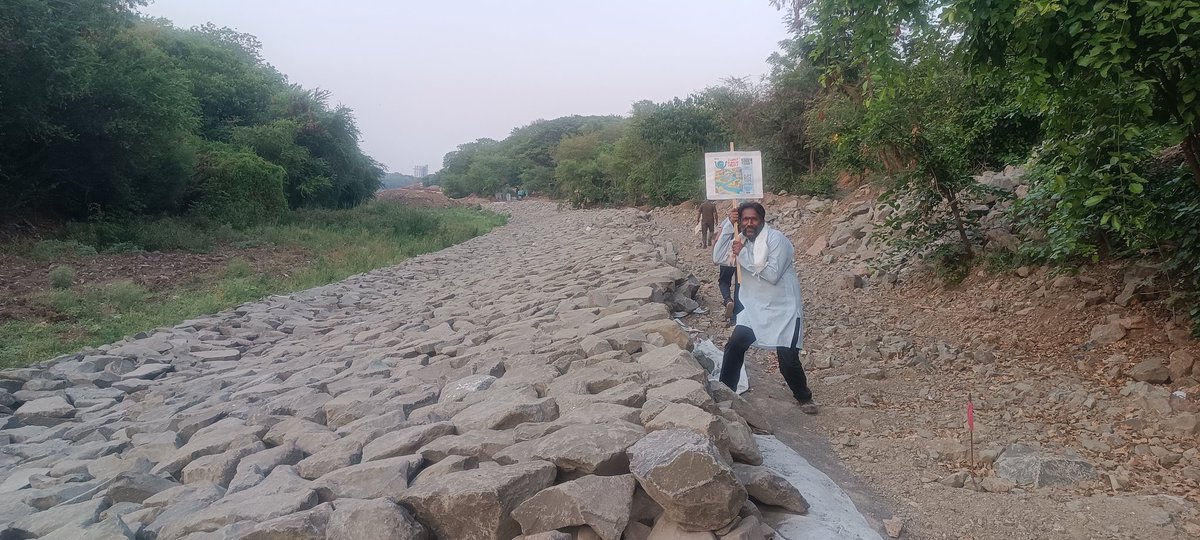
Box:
[645,518,716,539]
[495,422,645,475]
[312,454,422,501]
[14,395,76,426]
[400,460,557,540]
[418,429,515,462]
[1089,324,1126,345]
[106,472,180,503]
[242,503,332,540]
[1169,350,1196,381]
[154,466,318,539]
[644,403,732,462]
[627,430,745,532]
[12,497,110,537]
[452,396,559,432]
[731,464,808,513]
[1130,359,1171,384]
[411,455,477,486]
[994,444,1095,488]
[182,440,266,487]
[512,474,636,540]
[227,442,306,494]
[326,498,429,540]
[362,421,456,462]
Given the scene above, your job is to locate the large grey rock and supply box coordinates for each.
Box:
[312,454,422,501]
[182,440,266,487]
[440,374,496,404]
[400,460,557,540]
[14,395,76,426]
[154,418,268,477]
[295,436,364,480]
[513,474,636,540]
[39,515,135,540]
[731,464,808,513]
[411,455,478,486]
[994,444,1095,488]
[12,496,111,537]
[495,422,645,475]
[323,389,380,430]
[242,502,332,540]
[1130,359,1171,384]
[326,498,429,540]
[106,471,180,503]
[418,429,515,462]
[362,421,456,462]
[452,396,559,432]
[154,466,318,539]
[227,442,306,494]
[122,363,174,380]
[627,429,745,532]
[645,403,732,463]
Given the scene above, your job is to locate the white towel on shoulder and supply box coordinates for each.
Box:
[750,224,771,273]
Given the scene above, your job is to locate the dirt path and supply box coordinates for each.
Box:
[651,204,1199,540]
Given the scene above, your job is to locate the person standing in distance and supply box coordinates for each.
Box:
[721,201,816,414]
[697,200,718,249]
[712,203,741,325]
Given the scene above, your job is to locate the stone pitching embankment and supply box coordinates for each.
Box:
[0,204,806,539]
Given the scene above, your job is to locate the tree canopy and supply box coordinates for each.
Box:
[1,2,383,223]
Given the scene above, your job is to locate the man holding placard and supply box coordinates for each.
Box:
[704,150,815,414]
[721,201,815,414]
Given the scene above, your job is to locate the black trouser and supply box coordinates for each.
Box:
[702,222,715,248]
[718,265,736,304]
[720,320,812,402]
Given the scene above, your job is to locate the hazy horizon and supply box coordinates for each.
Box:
[141,1,792,174]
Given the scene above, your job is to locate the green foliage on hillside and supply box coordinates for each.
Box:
[0,2,383,223]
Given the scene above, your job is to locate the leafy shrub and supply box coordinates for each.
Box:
[190,146,288,226]
[48,266,75,289]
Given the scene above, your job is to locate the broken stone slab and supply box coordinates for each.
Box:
[731,464,808,514]
[400,460,557,540]
[181,440,266,487]
[312,454,422,501]
[241,502,332,540]
[410,455,477,487]
[513,474,636,540]
[418,429,515,462]
[628,429,745,532]
[11,496,111,538]
[362,421,456,462]
[153,466,318,539]
[452,396,559,432]
[191,349,241,362]
[994,444,1095,488]
[122,363,174,380]
[227,442,306,495]
[440,374,496,404]
[295,436,365,480]
[495,421,645,476]
[153,418,268,477]
[38,515,135,540]
[106,471,181,503]
[326,498,429,540]
[1130,358,1171,384]
[14,395,76,426]
[645,402,733,463]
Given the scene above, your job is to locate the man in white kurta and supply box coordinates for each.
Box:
[720,201,816,414]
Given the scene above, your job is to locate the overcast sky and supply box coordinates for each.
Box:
[142,1,791,174]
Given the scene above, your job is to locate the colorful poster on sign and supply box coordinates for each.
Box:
[704,151,764,200]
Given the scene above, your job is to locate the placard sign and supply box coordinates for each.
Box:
[704,151,764,200]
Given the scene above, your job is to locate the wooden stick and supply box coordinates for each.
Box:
[729,142,744,286]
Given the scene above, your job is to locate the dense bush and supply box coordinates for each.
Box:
[0,3,382,223]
